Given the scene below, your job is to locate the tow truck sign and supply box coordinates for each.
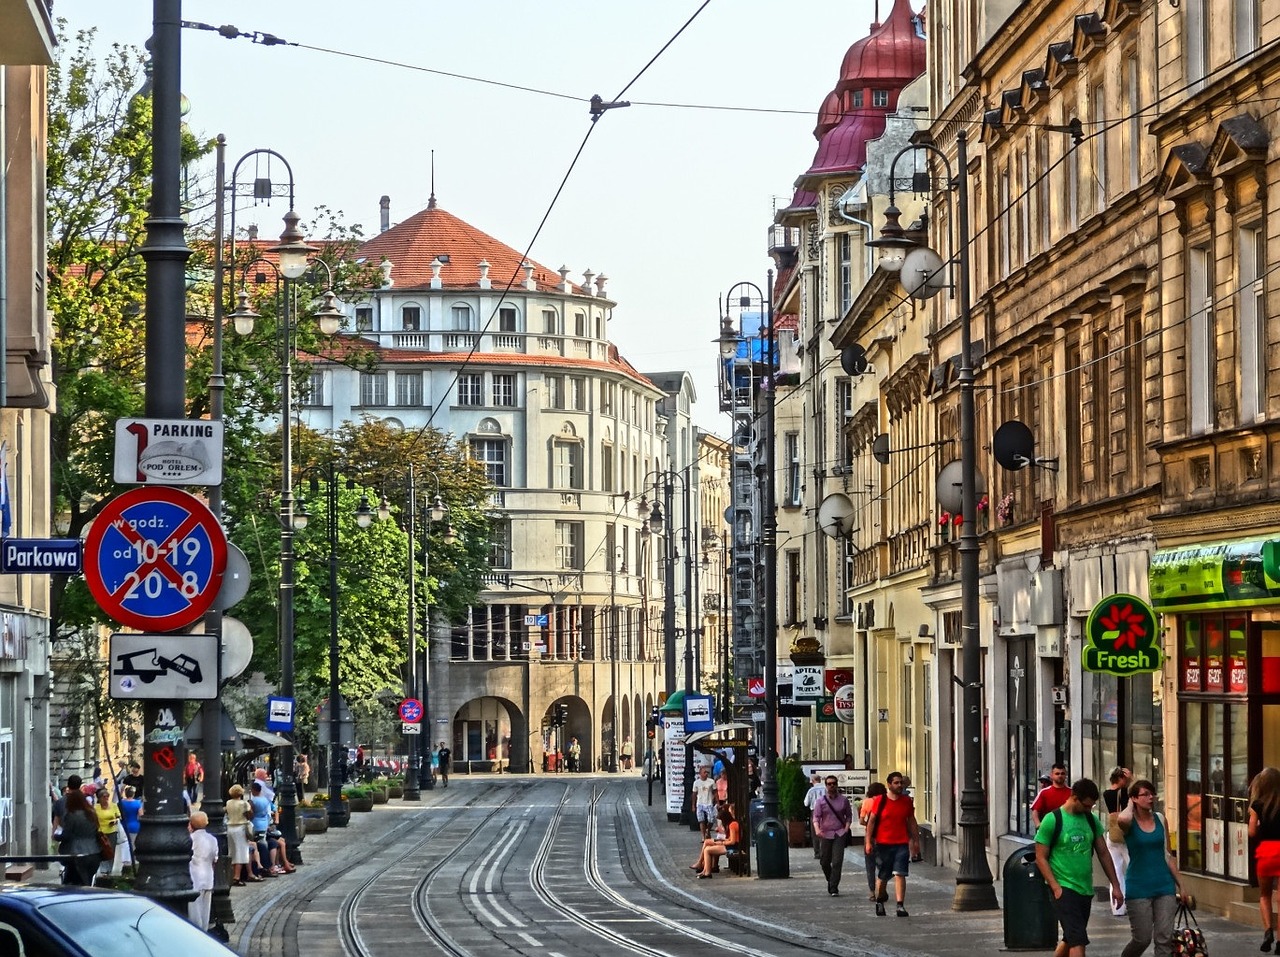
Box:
[108,633,218,700]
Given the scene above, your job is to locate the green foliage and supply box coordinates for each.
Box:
[777,756,809,821]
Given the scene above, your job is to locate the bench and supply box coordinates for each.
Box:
[726,844,750,876]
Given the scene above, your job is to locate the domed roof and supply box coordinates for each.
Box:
[814,89,843,139]
[803,109,890,178]
[837,0,925,94]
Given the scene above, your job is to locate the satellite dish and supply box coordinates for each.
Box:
[817,492,857,539]
[993,420,1037,472]
[935,459,987,515]
[841,344,869,376]
[899,247,947,300]
[872,433,891,465]
[214,543,251,610]
[221,616,254,682]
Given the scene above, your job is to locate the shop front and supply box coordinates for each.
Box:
[1149,537,1280,911]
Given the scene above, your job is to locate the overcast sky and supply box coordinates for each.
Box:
[54,1,880,434]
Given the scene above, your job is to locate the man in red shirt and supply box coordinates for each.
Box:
[864,771,921,916]
[1032,764,1072,827]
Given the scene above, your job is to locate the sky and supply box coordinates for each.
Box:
[53,0,879,435]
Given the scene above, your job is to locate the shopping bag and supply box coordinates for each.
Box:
[1171,901,1207,957]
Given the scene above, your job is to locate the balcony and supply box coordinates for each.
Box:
[365,329,611,363]
[1,0,54,65]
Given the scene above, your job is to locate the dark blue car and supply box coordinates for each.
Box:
[0,886,236,956]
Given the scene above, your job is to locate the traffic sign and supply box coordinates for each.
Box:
[401,722,421,735]
[0,538,82,574]
[266,696,295,732]
[83,487,227,632]
[524,614,549,627]
[398,698,423,723]
[108,633,218,700]
[114,418,224,486]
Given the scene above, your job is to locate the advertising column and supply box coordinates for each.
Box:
[663,714,685,821]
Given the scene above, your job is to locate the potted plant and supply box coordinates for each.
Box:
[370,782,389,804]
[776,757,810,847]
[386,777,404,799]
[344,786,374,812]
[297,797,329,833]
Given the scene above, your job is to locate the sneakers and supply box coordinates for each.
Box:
[896,903,909,917]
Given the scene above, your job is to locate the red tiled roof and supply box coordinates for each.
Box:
[355,202,581,294]
[774,314,800,332]
[311,334,658,391]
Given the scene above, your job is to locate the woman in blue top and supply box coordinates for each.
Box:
[119,785,143,871]
[1114,779,1185,957]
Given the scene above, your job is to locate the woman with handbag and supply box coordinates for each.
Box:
[1114,778,1185,957]
[93,786,123,879]
[225,784,262,884]
[1250,766,1280,952]
[57,789,100,886]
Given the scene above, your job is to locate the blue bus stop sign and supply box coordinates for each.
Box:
[83,487,228,632]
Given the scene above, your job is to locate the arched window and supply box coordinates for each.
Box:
[452,303,474,331]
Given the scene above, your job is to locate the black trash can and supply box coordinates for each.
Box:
[748,798,765,833]
[1002,846,1057,950]
[755,818,790,879]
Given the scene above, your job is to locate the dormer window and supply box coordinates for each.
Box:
[852,90,864,108]
[355,307,373,332]
[402,306,421,331]
[873,89,889,107]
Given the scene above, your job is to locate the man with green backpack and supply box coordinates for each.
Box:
[1034,777,1125,957]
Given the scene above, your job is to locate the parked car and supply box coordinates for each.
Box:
[0,886,235,956]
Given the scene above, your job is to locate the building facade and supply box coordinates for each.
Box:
[303,197,671,774]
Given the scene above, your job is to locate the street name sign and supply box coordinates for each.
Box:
[0,538,82,574]
[83,487,227,632]
[114,418,224,486]
[109,633,218,700]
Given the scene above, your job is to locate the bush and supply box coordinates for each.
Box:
[776,757,809,822]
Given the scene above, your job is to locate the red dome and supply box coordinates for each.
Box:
[815,90,843,138]
[837,0,925,94]
[804,110,889,177]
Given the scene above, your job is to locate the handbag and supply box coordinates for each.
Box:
[1172,901,1207,956]
[97,830,114,860]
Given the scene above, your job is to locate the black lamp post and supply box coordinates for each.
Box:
[868,130,997,911]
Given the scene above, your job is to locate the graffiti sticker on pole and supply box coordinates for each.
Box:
[83,487,228,632]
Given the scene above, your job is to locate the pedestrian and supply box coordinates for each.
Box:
[747,757,761,798]
[51,774,83,844]
[437,743,451,786]
[1103,766,1133,916]
[253,766,276,804]
[691,765,718,839]
[94,786,123,879]
[803,773,825,859]
[715,767,730,807]
[813,775,854,897]
[58,788,100,886]
[118,759,143,799]
[864,770,921,917]
[691,804,740,879]
[1033,777,1124,957]
[183,751,204,806]
[294,753,311,802]
[859,781,888,900]
[567,737,582,773]
[118,785,142,873]
[1114,778,1184,957]
[1032,763,1072,827]
[1250,765,1280,953]
[187,810,218,930]
[620,736,634,771]
[225,784,260,884]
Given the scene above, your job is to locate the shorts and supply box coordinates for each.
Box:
[1258,841,1280,882]
[1051,887,1093,947]
[873,843,910,880]
[696,804,717,825]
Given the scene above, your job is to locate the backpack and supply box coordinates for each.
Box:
[1046,806,1101,850]
[1172,901,1208,956]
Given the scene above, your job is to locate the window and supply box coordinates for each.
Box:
[1239,226,1265,423]
[305,371,325,406]
[1092,85,1107,213]
[355,307,373,332]
[401,306,421,331]
[488,519,511,569]
[601,442,614,492]
[1126,53,1141,191]
[555,521,583,570]
[784,432,801,506]
[1091,330,1110,491]
[568,377,586,411]
[1187,246,1214,434]
[498,306,517,332]
[1036,133,1051,250]
[838,232,853,315]
[542,308,559,334]
[1186,0,1209,89]
[458,373,483,406]
[999,166,1011,277]
[359,372,386,406]
[785,550,801,624]
[872,89,889,107]
[547,375,565,410]
[395,371,423,406]
[553,440,583,489]
[1236,0,1259,55]
[492,373,516,407]
[574,311,587,336]
[852,90,864,108]
[1065,135,1080,231]
[1016,147,1030,264]
[452,304,473,330]
[601,381,614,415]
[470,437,508,486]
[619,388,629,423]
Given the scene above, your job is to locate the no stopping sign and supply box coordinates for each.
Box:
[84,487,228,631]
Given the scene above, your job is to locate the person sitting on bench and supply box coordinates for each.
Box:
[690,805,740,879]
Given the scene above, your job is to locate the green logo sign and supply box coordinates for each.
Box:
[1083,593,1162,676]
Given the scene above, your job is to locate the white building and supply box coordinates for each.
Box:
[302,196,673,772]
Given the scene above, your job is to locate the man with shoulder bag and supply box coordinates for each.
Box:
[812,775,854,897]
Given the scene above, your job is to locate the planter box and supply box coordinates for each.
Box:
[786,819,810,848]
[348,797,374,812]
[387,785,404,799]
[301,813,328,834]
[371,789,389,805]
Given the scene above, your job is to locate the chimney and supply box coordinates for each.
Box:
[430,258,444,290]
[558,266,571,293]
[379,195,390,233]
[582,269,595,297]
[521,262,536,290]
[595,273,608,297]
[477,259,491,289]
[247,224,258,241]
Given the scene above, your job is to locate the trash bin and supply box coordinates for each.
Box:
[755,818,790,879]
[1003,846,1057,950]
[748,798,765,833]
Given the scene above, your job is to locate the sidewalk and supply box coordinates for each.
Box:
[630,775,1265,957]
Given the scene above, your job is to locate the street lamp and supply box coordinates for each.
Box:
[867,130,997,911]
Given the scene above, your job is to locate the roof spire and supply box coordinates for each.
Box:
[428,149,437,209]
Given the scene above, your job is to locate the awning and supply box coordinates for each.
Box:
[1149,537,1280,611]
[237,728,291,749]
[685,722,753,746]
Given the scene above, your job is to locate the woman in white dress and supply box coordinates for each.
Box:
[225,784,260,883]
